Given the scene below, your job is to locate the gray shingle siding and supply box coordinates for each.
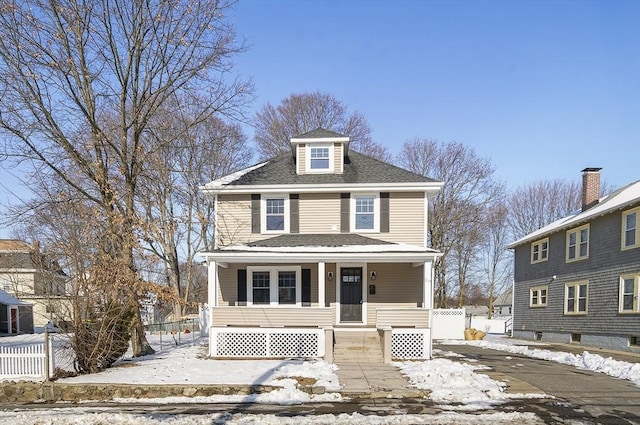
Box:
[513,203,640,347]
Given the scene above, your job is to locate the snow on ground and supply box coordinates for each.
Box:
[441,334,640,387]
[395,358,547,411]
[0,409,545,425]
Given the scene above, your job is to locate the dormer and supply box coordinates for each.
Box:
[290,128,349,175]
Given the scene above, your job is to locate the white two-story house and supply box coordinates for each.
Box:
[199,129,443,362]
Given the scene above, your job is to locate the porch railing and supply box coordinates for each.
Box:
[211,306,334,328]
[376,307,429,328]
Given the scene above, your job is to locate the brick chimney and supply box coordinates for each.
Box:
[581,168,602,211]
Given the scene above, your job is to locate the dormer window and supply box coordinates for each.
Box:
[310,146,330,170]
[306,143,334,173]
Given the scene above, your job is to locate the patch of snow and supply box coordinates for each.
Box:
[395,358,548,411]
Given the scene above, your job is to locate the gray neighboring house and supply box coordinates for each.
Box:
[508,169,640,352]
[0,288,34,334]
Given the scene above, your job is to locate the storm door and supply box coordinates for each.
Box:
[340,267,363,322]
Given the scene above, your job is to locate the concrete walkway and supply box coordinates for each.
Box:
[334,362,426,399]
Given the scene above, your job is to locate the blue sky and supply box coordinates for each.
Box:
[1,0,639,237]
[230,0,640,189]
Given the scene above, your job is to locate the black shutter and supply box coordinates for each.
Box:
[237,269,247,306]
[340,193,350,233]
[290,194,299,234]
[251,194,260,234]
[380,192,390,233]
[302,268,311,307]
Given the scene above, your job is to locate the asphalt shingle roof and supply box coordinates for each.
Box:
[292,129,347,139]
[247,234,393,248]
[228,151,438,186]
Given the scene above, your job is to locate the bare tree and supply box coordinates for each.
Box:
[507,178,612,240]
[397,139,502,308]
[139,99,252,320]
[0,0,251,356]
[253,91,391,161]
[480,202,512,318]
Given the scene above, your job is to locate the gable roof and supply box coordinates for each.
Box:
[203,150,440,192]
[508,180,640,248]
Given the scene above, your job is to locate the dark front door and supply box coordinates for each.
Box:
[340,267,363,322]
[10,307,18,334]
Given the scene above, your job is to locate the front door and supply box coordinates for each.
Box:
[340,267,363,322]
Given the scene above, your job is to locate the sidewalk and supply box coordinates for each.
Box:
[334,362,425,399]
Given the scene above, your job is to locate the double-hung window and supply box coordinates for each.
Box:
[622,207,639,250]
[619,274,639,313]
[530,285,548,307]
[247,266,301,305]
[352,194,378,232]
[251,271,271,305]
[531,238,549,264]
[262,195,288,233]
[565,280,588,315]
[306,144,333,173]
[566,224,589,262]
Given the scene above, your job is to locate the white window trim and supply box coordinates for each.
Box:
[619,274,640,314]
[246,266,302,306]
[564,280,588,315]
[621,207,640,251]
[261,194,290,234]
[531,238,549,264]
[305,143,334,173]
[530,285,548,307]
[566,224,590,263]
[351,193,380,233]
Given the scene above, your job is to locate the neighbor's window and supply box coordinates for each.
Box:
[566,224,589,262]
[565,280,588,314]
[251,271,271,305]
[619,274,639,313]
[530,285,548,307]
[531,238,549,264]
[247,266,301,306]
[262,195,288,232]
[353,194,378,231]
[622,207,639,250]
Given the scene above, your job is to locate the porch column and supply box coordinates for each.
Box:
[318,262,326,307]
[208,260,218,308]
[423,261,433,309]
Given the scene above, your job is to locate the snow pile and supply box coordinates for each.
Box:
[396,358,546,411]
[443,339,640,387]
[0,409,545,425]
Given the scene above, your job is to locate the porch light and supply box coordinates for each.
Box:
[327,271,334,281]
[370,270,376,280]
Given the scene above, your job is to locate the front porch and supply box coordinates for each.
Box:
[208,306,432,362]
[202,235,441,363]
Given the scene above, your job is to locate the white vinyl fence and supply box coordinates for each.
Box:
[431,308,466,340]
[0,342,51,380]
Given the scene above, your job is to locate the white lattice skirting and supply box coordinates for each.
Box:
[210,327,325,358]
[391,328,431,360]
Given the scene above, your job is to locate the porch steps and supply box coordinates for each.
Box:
[333,331,384,363]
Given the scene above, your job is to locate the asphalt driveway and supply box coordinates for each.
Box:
[437,343,640,425]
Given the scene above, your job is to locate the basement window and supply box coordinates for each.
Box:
[629,336,640,347]
[534,331,543,341]
[571,333,581,343]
